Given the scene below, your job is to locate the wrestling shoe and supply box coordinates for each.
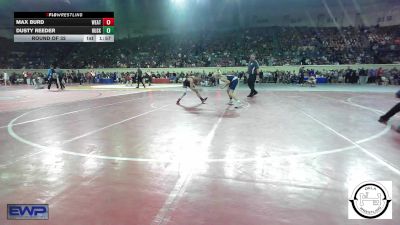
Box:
[378,117,387,124]
[234,100,243,109]
[253,91,258,96]
[201,97,208,104]
[176,99,181,105]
[234,101,243,108]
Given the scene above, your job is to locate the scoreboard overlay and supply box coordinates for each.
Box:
[14,12,114,42]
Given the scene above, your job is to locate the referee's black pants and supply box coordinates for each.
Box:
[137,78,145,88]
[248,75,257,94]
[59,76,65,89]
[381,102,400,121]
[48,78,59,89]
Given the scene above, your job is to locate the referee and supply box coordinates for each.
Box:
[247,54,259,97]
[47,65,58,90]
[136,67,146,88]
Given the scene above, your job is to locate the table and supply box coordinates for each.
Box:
[153,78,170,84]
[304,77,328,83]
[99,78,113,84]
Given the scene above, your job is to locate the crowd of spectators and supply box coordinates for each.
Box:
[260,67,400,85]
[2,66,399,87]
[1,25,399,69]
[0,69,219,86]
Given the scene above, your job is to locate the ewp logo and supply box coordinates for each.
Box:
[7,204,49,220]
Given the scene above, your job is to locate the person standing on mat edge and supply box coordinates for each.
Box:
[247,54,259,97]
[3,71,11,86]
[47,65,59,90]
[136,67,145,88]
[56,66,65,90]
